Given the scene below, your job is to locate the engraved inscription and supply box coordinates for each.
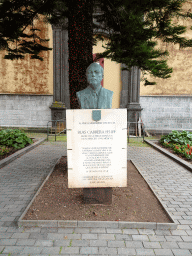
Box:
[82,146,112,171]
[66,109,127,188]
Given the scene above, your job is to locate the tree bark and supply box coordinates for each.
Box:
[68,0,93,109]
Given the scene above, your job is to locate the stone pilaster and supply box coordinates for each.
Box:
[120,65,143,134]
[50,20,70,123]
[120,64,129,108]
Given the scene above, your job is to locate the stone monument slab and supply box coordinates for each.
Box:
[66,109,127,190]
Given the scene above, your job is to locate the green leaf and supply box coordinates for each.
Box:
[15,138,23,143]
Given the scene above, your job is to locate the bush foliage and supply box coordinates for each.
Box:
[0,145,11,156]
[159,130,192,159]
[0,129,33,151]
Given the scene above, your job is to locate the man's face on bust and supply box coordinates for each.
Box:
[86,63,103,90]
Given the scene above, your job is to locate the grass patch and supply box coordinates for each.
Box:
[25,132,66,142]
[145,135,162,140]
[127,137,150,147]
[47,135,67,142]
[25,132,47,138]
[24,132,155,147]
[24,132,161,148]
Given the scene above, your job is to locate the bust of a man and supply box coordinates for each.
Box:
[76,62,113,109]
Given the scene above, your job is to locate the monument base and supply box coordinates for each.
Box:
[83,188,112,205]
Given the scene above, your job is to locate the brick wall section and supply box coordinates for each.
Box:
[140,96,192,131]
[0,94,53,127]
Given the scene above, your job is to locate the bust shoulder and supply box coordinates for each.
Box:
[100,87,113,96]
[76,87,92,98]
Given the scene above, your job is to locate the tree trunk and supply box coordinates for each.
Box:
[68,0,93,109]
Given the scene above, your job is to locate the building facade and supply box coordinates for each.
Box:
[1,2,192,134]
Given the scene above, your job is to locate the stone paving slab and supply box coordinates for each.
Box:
[0,141,192,255]
[145,139,192,172]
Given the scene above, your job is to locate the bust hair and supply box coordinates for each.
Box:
[86,62,104,77]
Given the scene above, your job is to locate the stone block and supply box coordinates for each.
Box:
[143,241,161,248]
[34,240,53,246]
[132,235,149,241]
[98,234,116,240]
[106,228,122,234]
[136,248,155,255]
[47,233,64,240]
[172,249,192,255]
[90,239,107,246]
[80,247,98,254]
[115,234,132,240]
[74,227,90,233]
[119,222,156,229]
[99,247,118,254]
[53,240,70,247]
[154,249,173,255]
[161,241,179,249]
[58,220,77,228]
[3,246,24,254]
[41,246,61,254]
[62,234,81,239]
[156,223,178,230]
[108,240,125,247]
[71,239,90,247]
[83,187,112,204]
[178,242,192,249]
[90,227,106,233]
[0,239,17,246]
[16,239,36,246]
[82,234,97,240]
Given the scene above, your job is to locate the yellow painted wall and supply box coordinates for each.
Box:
[140,1,192,96]
[0,15,53,95]
[0,17,122,108]
[1,2,192,101]
[93,38,122,109]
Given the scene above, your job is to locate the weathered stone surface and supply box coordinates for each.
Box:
[67,109,127,189]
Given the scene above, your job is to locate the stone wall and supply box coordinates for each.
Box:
[1,94,192,133]
[140,96,192,133]
[0,94,53,128]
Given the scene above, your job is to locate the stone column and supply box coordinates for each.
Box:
[50,20,70,123]
[120,64,129,108]
[120,65,143,134]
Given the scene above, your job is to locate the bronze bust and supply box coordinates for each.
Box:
[76,63,113,109]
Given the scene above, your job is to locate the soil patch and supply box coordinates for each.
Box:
[0,138,37,161]
[24,157,171,223]
[155,142,192,164]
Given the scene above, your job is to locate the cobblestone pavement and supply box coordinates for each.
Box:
[0,142,192,255]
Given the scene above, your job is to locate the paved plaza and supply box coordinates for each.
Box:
[0,140,192,255]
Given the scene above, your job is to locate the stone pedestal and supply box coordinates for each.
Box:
[66,109,127,206]
[50,102,66,123]
[83,188,112,204]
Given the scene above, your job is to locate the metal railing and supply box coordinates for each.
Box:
[127,121,146,143]
[47,119,66,141]
[46,118,146,143]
